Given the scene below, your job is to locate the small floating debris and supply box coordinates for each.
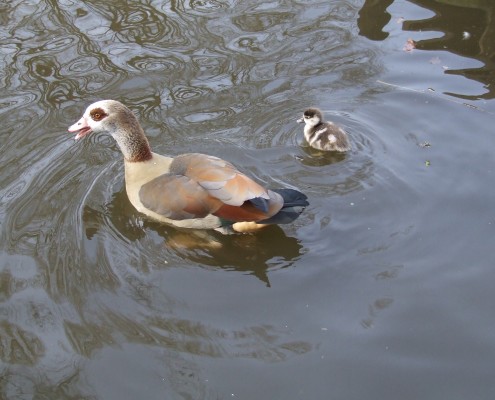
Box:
[419,141,431,148]
[462,31,471,40]
[425,160,431,167]
[403,38,416,52]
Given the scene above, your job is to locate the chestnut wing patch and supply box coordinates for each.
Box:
[170,154,270,206]
[139,174,222,220]
[140,154,279,223]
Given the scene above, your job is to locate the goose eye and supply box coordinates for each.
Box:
[90,108,107,121]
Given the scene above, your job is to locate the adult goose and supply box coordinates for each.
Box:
[69,100,309,233]
[297,108,350,152]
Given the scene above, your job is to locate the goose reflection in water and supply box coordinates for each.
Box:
[83,187,304,287]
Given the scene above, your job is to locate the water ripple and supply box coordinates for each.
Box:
[182,109,235,123]
[0,93,37,116]
[0,321,45,365]
[83,1,189,47]
[171,84,213,103]
[186,0,229,14]
[128,54,184,73]
[231,11,294,32]
[38,36,76,53]
[65,58,97,74]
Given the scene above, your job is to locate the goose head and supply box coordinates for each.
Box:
[69,100,135,139]
[68,100,152,162]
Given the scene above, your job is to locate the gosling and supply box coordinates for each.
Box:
[297,108,350,152]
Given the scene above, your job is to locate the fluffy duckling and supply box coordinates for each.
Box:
[297,108,350,152]
[68,100,309,233]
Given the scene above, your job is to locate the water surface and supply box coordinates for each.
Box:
[1,0,495,399]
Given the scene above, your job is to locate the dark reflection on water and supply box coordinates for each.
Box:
[404,0,495,99]
[0,320,45,365]
[359,0,495,99]
[358,0,394,41]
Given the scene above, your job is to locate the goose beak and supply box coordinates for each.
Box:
[68,117,92,140]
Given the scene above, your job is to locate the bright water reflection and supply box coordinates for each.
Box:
[1,0,495,399]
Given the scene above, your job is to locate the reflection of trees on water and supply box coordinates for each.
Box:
[358,0,495,99]
[405,0,495,99]
[358,0,394,41]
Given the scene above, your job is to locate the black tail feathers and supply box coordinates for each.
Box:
[259,188,309,224]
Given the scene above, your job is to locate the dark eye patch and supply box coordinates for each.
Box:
[90,107,108,121]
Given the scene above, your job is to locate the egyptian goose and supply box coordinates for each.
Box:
[297,108,350,152]
[69,100,309,233]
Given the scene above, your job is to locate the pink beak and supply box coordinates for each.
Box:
[68,117,92,140]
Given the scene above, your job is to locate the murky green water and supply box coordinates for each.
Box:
[1,0,495,399]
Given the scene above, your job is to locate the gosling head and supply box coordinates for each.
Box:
[297,108,323,127]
